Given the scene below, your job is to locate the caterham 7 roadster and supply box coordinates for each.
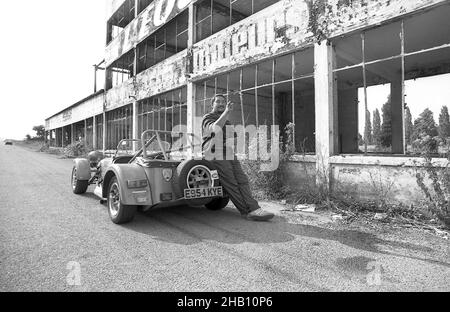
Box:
[71,130,229,224]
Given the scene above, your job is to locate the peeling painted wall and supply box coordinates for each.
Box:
[46,93,104,130]
[105,0,192,67]
[105,51,188,111]
[190,0,449,80]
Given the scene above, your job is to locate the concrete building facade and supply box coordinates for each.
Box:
[45,0,450,204]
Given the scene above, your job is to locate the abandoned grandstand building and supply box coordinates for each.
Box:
[45,0,450,204]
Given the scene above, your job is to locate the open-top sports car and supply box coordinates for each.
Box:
[71,130,229,224]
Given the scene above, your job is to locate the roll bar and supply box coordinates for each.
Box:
[140,130,199,160]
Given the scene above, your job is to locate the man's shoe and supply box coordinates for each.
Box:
[246,208,275,221]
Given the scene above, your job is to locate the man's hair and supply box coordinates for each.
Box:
[211,94,226,107]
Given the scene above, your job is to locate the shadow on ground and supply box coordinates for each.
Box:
[122,205,449,268]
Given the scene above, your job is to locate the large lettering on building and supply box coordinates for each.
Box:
[105,0,192,67]
[191,0,309,80]
[106,52,188,111]
[190,0,447,80]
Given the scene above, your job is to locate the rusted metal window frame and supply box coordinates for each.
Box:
[137,87,188,139]
[136,10,189,75]
[333,13,450,156]
[194,49,315,154]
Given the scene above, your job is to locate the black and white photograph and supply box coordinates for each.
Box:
[0,0,449,295]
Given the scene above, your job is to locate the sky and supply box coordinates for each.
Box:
[0,0,107,140]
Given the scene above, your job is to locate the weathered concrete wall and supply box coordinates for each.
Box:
[330,156,449,205]
[105,0,192,67]
[105,51,188,111]
[190,0,449,81]
[283,158,317,191]
[46,93,104,130]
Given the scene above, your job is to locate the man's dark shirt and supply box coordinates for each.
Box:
[202,112,231,158]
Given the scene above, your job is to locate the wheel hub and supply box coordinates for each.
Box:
[187,166,212,189]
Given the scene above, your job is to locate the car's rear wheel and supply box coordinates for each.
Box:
[205,196,230,211]
[71,167,88,194]
[107,176,137,224]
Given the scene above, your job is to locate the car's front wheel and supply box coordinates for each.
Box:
[71,167,88,194]
[107,176,137,224]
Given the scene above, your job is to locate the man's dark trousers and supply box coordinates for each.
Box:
[211,159,260,215]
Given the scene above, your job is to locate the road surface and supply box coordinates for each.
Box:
[0,143,449,291]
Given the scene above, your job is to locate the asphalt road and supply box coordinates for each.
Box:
[0,143,449,292]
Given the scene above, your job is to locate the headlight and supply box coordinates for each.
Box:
[127,180,148,189]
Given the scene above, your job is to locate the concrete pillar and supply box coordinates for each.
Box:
[84,120,88,143]
[70,124,74,144]
[186,2,198,157]
[314,40,338,190]
[103,112,107,152]
[61,127,66,147]
[132,102,138,151]
[391,73,404,154]
[93,116,97,150]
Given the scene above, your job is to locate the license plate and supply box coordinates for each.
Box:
[184,187,223,199]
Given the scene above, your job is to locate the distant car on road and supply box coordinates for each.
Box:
[4,140,13,146]
[71,130,229,224]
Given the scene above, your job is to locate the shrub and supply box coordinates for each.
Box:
[415,154,450,228]
[63,139,92,158]
[241,123,296,200]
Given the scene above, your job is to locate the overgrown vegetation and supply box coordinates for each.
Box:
[241,123,296,200]
[242,122,449,230]
[415,155,450,228]
[63,139,93,158]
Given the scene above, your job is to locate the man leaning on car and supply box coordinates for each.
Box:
[201,94,274,222]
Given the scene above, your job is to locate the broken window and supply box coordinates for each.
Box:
[107,0,136,44]
[137,0,153,15]
[334,4,450,157]
[106,105,133,150]
[137,87,188,142]
[106,49,135,90]
[195,0,280,43]
[194,48,315,155]
[136,10,189,74]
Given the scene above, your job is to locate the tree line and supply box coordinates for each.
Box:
[363,97,450,154]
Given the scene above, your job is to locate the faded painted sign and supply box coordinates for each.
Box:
[191,0,310,80]
[46,94,104,130]
[105,0,192,67]
[190,0,448,80]
[106,51,188,111]
[63,110,73,122]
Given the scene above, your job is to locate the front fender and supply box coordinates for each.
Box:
[102,164,152,206]
[73,158,91,181]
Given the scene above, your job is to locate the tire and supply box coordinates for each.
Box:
[172,159,217,206]
[71,167,88,194]
[107,176,137,224]
[205,196,230,211]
